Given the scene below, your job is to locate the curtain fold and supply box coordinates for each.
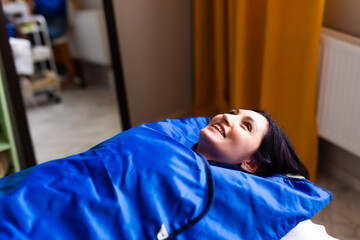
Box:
[193,0,325,181]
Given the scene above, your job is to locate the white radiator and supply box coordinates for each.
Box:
[317,27,360,157]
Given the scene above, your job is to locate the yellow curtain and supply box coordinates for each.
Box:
[193,0,325,181]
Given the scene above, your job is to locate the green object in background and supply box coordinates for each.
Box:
[0,68,20,176]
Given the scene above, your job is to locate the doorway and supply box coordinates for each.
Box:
[1,0,129,166]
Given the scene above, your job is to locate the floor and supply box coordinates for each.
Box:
[26,84,122,164]
[313,170,360,240]
[25,85,359,240]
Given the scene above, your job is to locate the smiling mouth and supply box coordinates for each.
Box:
[212,123,225,137]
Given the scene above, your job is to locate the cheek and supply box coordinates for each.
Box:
[208,115,222,124]
[229,133,257,156]
[240,138,261,156]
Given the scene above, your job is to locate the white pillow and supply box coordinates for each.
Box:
[281,220,339,240]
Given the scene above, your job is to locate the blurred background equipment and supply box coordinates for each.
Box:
[7,13,61,105]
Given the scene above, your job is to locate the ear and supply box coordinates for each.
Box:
[240,159,259,173]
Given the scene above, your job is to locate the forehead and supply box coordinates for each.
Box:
[241,109,265,119]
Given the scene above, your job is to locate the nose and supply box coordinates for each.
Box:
[222,114,233,127]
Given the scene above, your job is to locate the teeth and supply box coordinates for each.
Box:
[213,124,224,137]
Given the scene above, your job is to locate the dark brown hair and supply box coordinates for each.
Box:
[252,111,309,179]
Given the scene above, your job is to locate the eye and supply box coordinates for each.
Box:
[227,109,238,115]
[244,122,252,132]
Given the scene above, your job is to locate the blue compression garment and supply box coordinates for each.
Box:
[0,117,331,239]
[33,0,67,39]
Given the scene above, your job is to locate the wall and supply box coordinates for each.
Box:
[74,0,102,9]
[318,0,360,187]
[112,0,192,126]
[68,5,114,88]
[322,0,360,37]
[318,139,360,191]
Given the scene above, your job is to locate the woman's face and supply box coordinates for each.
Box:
[197,109,269,166]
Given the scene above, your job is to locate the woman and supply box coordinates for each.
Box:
[197,109,309,178]
[0,110,329,239]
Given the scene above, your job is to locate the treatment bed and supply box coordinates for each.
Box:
[0,117,336,239]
